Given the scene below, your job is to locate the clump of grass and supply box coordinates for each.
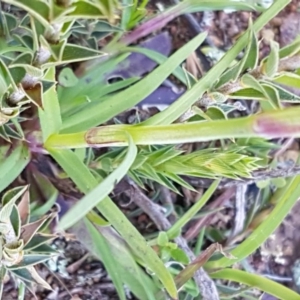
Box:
[0,0,299,299]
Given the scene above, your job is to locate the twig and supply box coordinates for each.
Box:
[125,178,220,300]
[232,184,247,236]
[125,180,170,230]
[184,187,236,241]
[174,236,219,299]
[231,166,300,185]
[66,253,89,274]
[169,0,215,48]
[273,137,295,158]
[159,186,177,223]
[43,262,74,299]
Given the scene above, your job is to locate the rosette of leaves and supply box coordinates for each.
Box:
[0,185,57,297]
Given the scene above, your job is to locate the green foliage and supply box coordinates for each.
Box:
[0,0,298,299]
[59,31,207,133]
[0,186,57,298]
[211,269,300,300]
[57,133,137,229]
[206,154,300,269]
[121,0,149,30]
[0,143,30,193]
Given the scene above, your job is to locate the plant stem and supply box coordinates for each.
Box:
[46,105,300,148]
[18,282,25,300]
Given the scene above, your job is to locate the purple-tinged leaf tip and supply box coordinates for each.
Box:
[120,6,180,45]
[254,112,300,138]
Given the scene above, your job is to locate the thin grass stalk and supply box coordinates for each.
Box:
[46,106,300,148]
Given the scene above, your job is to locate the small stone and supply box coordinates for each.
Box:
[93,277,100,283]
[280,12,300,46]
[227,24,239,38]
[270,17,282,27]
[239,12,250,23]
[261,29,275,44]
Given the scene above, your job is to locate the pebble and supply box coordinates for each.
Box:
[280,12,300,46]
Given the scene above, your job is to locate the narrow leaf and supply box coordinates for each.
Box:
[206,158,300,268]
[38,67,62,141]
[17,190,30,226]
[0,144,30,193]
[8,254,53,270]
[142,0,290,125]
[24,234,56,251]
[261,40,279,77]
[57,133,137,229]
[49,152,177,297]
[60,32,207,133]
[21,213,55,246]
[211,269,300,300]
[83,219,126,300]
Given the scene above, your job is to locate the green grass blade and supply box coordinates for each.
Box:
[210,269,300,300]
[38,66,62,141]
[83,218,127,300]
[122,46,188,85]
[18,282,25,300]
[183,0,256,12]
[167,180,220,238]
[54,134,137,230]
[120,0,134,30]
[46,105,300,149]
[31,189,58,217]
[58,53,129,110]
[77,219,158,300]
[47,148,97,193]
[48,147,177,297]
[60,32,207,133]
[0,143,30,193]
[94,201,178,299]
